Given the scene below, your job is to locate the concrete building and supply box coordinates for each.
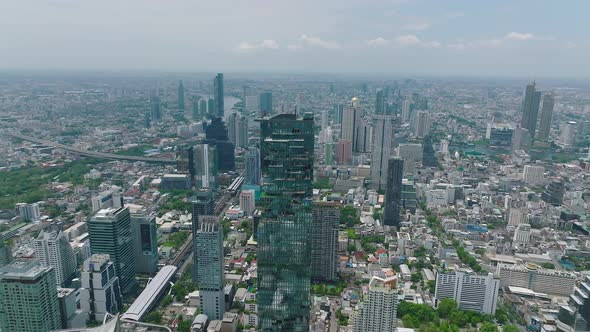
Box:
[130,210,159,275]
[80,254,122,322]
[311,202,340,282]
[58,287,87,329]
[88,207,136,294]
[383,158,403,227]
[542,178,565,206]
[336,139,352,165]
[520,82,542,141]
[160,174,192,190]
[213,73,224,118]
[498,263,576,297]
[341,99,363,152]
[537,93,555,142]
[16,202,41,221]
[245,147,261,186]
[370,115,395,191]
[354,276,399,332]
[191,189,215,282]
[508,208,527,226]
[413,110,430,138]
[434,272,500,314]
[555,275,590,331]
[239,190,255,217]
[523,165,545,185]
[34,227,77,286]
[513,223,531,245]
[559,121,578,147]
[195,216,225,320]
[91,188,123,212]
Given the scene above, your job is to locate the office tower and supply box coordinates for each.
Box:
[0,261,62,332]
[178,80,185,110]
[80,254,122,322]
[237,115,249,148]
[435,272,499,314]
[151,95,161,122]
[0,240,11,267]
[520,82,542,141]
[208,98,215,118]
[192,96,200,119]
[370,115,395,191]
[214,73,224,117]
[245,147,261,185]
[333,103,344,124]
[422,135,437,167]
[176,145,196,181]
[401,179,417,213]
[413,110,430,138]
[375,89,385,115]
[205,117,235,172]
[341,99,362,152]
[191,189,215,283]
[513,223,531,245]
[401,99,411,123]
[130,211,158,275]
[559,121,578,147]
[556,275,590,331]
[511,126,532,152]
[194,143,217,188]
[88,207,136,294]
[383,158,403,227]
[58,287,87,329]
[311,202,340,282]
[256,113,314,331]
[356,119,371,153]
[499,264,576,297]
[542,178,565,206]
[336,139,352,165]
[243,85,252,102]
[195,216,225,320]
[523,165,545,185]
[228,112,238,145]
[260,91,273,116]
[537,93,555,142]
[34,227,77,286]
[240,190,255,217]
[354,276,399,332]
[489,125,515,148]
[508,208,527,226]
[440,139,449,155]
[324,143,334,165]
[16,202,41,221]
[199,98,208,118]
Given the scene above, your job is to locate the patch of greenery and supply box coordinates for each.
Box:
[340,206,361,227]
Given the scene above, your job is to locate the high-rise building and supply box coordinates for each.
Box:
[214,73,224,118]
[498,264,576,297]
[414,110,430,138]
[370,115,395,191]
[34,227,77,286]
[537,93,555,142]
[401,99,411,123]
[176,145,196,182]
[239,190,255,217]
[324,143,334,165]
[341,99,363,152]
[434,272,500,314]
[256,113,314,331]
[16,202,41,221]
[245,147,261,186]
[402,179,417,213]
[541,178,565,206]
[195,216,225,320]
[513,223,531,245]
[205,117,235,172]
[88,207,136,294]
[178,80,185,110]
[237,115,249,148]
[333,103,344,124]
[228,112,238,145]
[559,121,578,147]
[192,96,200,119]
[511,126,532,152]
[523,165,545,185]
[80,254,122,322]
[520,82,542,141]
[556,275,590,331]
[0,261,62,332]
[383,158,403,227]
[260,91,273,116]
[356,119,371,153]
[489,125,514,148]
[422,135,437,167]
[354,276,399,332]
[335,139,352,165]
[194,143,217,188]
[311,202,340,282]
[208,98,215,118]
[150,95,161,122]
[191,189,215,283]
[199,98,208,118]
[375,89,385,115]
[130,211,158,275]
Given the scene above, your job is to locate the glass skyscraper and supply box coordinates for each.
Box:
[214,73,224,118]
[256,113,314,331]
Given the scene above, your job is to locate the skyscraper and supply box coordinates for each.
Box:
[0,261,62,332]
[194,143,217,188]
[336,139,352,165]
[245,147,261,185]
[541,178,565,206]
[375,89,385,115]
[195,216,225,320]
[214,73,224,118]
[192,96,200,119]
[422,135,437,167]
[207,98,215,118]
[370,115,395,191]
[354,276,399,332]
[80,254,122,322]
[333,103,344,124]
[401,99,411,123]
[88,207,136,294]
[130,210,158,275]
[199,98,208,118]
[435,272,500,314]
[383,158,403,227]
[537,93,555,142]
[414,110,430,138]
[256,113,314,331]
[240,190,256,217]
[260,91,273,116]
[311,202,340,282]
[34,227,77,286]
[205,117,235,172]
[520,82,542,141]
[150,95,161,122]
[341,98,363,152]
[178,80,185,110]
[191,189,215,283]
[556,275,590,331]
[559,121,578,147]
[228,112,238,145]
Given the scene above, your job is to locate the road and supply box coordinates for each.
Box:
[6,132,175,164]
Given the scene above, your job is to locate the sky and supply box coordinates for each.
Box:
[1,0,589,78]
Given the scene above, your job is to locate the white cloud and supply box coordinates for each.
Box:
[299,35,341,49]
[366,37,391,46]
[236,39,280,52]
[504,32,535,41]
[395,34,421,46]
[402,22,430,31]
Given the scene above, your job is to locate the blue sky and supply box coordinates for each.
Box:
[1,0,588,78]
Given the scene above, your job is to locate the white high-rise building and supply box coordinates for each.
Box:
[370,115,395,191]
[508,208,527,226]
[401,99,411,123]
[513,223,531,245]
[80,254,122,322]
[523,165,545,185]
[497,264,576,297]
[435,272,499,314]
[414,111,430,138]
[341,99,363,152]
[15,202,41,221]
[195,216,225,320]
[559,121,578,147]
[91,188,123,212]
[440,139,449,155]
[354,276,398,332]
[239,190,255,217]
[34,228,77,286]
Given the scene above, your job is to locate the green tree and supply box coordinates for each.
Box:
[480,322,498,332]
[503,324,520,332]
[340,206,361,227]
[144,311,163,324]
[437,298,458,318]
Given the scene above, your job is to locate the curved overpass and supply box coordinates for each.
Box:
[7,132,175,164]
